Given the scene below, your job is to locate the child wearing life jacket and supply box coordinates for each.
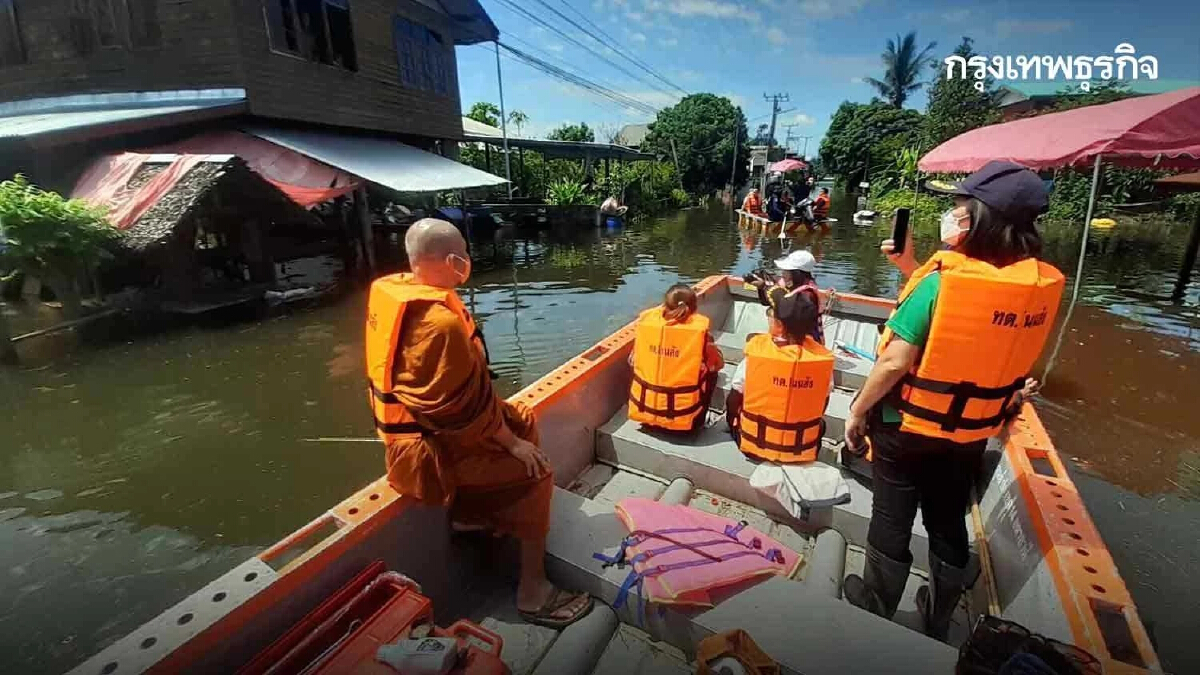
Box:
[628,284,725,433]
[747,250,826,344]
[725,287,831,449]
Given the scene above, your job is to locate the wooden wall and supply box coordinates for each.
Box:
[230,0,464,140]
[0,0,244,101]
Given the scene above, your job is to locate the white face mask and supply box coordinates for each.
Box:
[446,253,471,284]
[940,208,970,246]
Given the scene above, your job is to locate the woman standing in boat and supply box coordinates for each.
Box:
[842,161,1064,641]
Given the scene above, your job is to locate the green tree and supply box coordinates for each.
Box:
[641,93,750,194]
[864,31,937,108]
[0,175,117,318]
[921,37,1000,149]
[547,123,595,143]
[466,101,501,127]
[819,100,924,186]
[507,110,529,136]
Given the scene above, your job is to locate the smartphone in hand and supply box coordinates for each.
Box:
[891,208,911,255]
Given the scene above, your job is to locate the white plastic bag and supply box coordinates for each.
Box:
[749,462,850,519]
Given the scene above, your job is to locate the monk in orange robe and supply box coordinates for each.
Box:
[381,219,593,627]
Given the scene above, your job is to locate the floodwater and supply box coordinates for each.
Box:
[3,192,1200,673]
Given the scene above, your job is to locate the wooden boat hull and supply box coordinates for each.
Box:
[69,276,1159,675]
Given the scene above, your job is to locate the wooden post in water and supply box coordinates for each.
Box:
[0,304,16,365]
[1173,209,1200,301]
[355,187,376,275]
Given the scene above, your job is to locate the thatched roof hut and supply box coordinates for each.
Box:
[78,154,324,301]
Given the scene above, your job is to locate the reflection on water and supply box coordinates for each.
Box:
[4,192,1200,672]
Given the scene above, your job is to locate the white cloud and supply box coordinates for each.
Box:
[544,42,564,52]
[673,69,700,81]
[667,0,760,22]
[722,92,748,109]
[995,19,1073,37]
[660,36,679,47]
[849,77,865,84]
[530,25,546,34]
[792,113,815,125]
[942,8,971,23]
[626,11,648,24]
[627,90,683,109]
[631,32,647,43]
[797,0,868,18]
[765,27,786,45]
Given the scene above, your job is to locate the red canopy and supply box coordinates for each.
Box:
[769,158,807,173]
[151,131,360,207]
[919,87,1200,173]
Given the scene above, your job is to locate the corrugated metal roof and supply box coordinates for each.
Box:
[244,125,507,193]
[0,90,247,140]
[459,117,654,161]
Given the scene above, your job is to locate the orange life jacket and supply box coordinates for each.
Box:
[365,273,487,444]
[742,192,763,215]
[628,308,711,431]
[738,334,835,463]
[877,251,1065,443]
[812,194,830,219]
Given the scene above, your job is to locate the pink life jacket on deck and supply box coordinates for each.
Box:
[594,498,800,622]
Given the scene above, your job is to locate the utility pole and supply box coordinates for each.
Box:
[729,123,739,194]
[782,123,800,153]
[495,41,513,200]
[761,92,789,193]
[797,135,813,158]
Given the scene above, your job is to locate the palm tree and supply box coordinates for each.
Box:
[507,110,529,137]
[864,32,937,108]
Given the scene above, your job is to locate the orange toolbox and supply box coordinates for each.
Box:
[239,561,507,675]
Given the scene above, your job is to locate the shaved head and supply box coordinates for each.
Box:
[405,218,466,264]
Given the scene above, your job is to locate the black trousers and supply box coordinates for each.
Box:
[866,415,985,569]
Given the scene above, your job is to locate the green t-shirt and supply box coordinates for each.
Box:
[880,272,941,423]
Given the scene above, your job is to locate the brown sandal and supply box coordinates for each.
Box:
[517,588,594,629]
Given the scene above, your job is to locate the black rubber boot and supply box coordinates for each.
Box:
[844,545,911,619]
[916,552,967,641]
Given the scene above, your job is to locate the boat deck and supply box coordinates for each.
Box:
[453,294,969,674]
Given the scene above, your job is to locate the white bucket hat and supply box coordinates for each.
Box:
[775,250,816,273]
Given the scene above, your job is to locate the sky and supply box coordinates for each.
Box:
[455,0,1200,156]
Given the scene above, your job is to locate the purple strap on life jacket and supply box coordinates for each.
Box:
[594,519,786,626]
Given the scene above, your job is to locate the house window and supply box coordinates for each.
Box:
[0,0,25,66]
[67,0,162,55]
[265,0,357,71]
[393,16,447,95]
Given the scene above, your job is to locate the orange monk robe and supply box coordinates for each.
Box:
[384,302,552,540]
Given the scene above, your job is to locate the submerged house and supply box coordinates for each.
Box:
[0,0,507,282]
[73,153,325,306]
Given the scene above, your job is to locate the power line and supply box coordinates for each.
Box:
[491,0,680,100]
[548,0,688,96]
[472,43,649,116]
[498,42,659,115]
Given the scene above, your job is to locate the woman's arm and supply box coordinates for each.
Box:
[844,339,920,448]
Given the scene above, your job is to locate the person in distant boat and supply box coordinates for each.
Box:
[812,188,831,221]
[741,188,764,216]
[600,196,628,217]
[765,185,788,222]
[365,219,593,629]
[725,288,834,463]
[746,250,825,344]
[842,161,1065,642]
[628,284,725,433]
